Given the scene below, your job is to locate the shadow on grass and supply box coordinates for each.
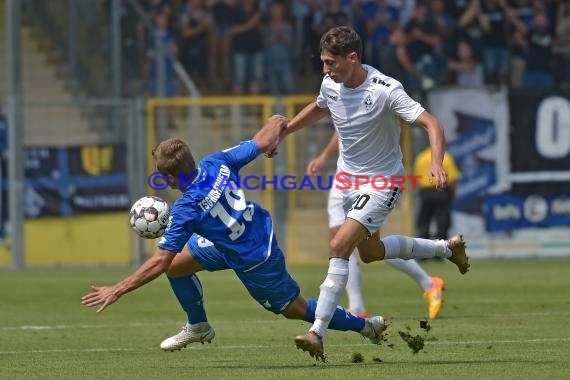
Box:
[184,359,554,371]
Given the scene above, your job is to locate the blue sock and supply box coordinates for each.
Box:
[304,298,365,332]
[168,274,208,324]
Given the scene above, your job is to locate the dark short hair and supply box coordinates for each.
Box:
[319,26,362,59]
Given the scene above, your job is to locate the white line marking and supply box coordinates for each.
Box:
[20,325,52,330]
[0,320,272,331]
[4,311,570,331]
[1,338,569,355]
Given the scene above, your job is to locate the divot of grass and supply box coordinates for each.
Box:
[351,352,364,363]
[398,330,425,355]
[419,320,431,332]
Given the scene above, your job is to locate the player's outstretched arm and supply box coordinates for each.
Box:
[306,132,339,176]
[81,248,175,313]
[264,102,329,158]
[253,115,288,153]
[414,111,448,190]
[284,102,329,137]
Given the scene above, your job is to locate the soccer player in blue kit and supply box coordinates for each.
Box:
[81,115,385,359]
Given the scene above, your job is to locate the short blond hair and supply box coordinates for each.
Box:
[152,138,196,177]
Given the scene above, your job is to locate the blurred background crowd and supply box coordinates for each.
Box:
[106,0,570,98]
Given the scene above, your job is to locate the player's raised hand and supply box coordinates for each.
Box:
[306,156,326,176]
[428,163,448,190]
[81,285,121,313]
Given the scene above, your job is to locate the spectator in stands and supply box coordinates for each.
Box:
[210,0,235,91]
[389,0,416,27]
[145,0,172,21]
[316,0,351,37]
[509,0,534,27]
[446,0,471,20]
[513,11,555,88]
[348,0,371,55]
[293,0,323,75]
[103,0,143,93]
[457,0,488,62]
[508,0,533,87]
[555,0,570,89]
[365,0,399,69]
[380,26,430,96]
[447,40,485,87]
[430,0,456,61]
[178,0,212,94]
[146,12,177,97]
[404,2,441,85]
[263,1,294,95]
[229,0,264,94]
[479,0,524,86]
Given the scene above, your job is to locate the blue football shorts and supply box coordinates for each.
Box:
[186,235,300,314]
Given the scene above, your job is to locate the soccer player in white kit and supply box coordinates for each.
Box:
[275,26,470,361]
[307,132,445,322]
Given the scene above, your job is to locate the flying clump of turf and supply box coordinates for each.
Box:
[397,320,432,355]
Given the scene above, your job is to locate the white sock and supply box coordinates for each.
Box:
[310,258,349,338]
[381,236,451,260]
[385,259,433,290]
[346,252,366,313]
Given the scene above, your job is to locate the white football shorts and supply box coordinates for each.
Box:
[327,180,403,234]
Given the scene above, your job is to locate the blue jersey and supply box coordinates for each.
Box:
[158,140,274,271]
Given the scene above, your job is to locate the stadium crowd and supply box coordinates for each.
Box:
[115,0,570,97]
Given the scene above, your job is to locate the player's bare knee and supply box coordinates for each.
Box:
[165,267,181,277]
[165,263,193,278]
[329,237,351,259]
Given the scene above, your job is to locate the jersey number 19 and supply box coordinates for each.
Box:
[209,181,254,240]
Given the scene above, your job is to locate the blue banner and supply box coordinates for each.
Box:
[484,193,570,231]
[447,112,497,215]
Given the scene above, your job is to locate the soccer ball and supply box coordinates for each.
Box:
[129,196,170,239]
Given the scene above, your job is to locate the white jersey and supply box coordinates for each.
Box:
[316,64,424,177]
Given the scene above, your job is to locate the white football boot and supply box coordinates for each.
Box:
[361,316,387,344]
[160,322,215,351]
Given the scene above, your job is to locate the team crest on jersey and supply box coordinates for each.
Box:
[363,94,373,112]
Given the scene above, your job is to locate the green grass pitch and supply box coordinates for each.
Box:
[1,259,569,379]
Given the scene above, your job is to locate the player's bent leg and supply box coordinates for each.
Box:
[357,230,385,263]
[385,259,433,290]
[304,219,366,346]
[424,276,445,320]
[162,246,215,351]
[378,234,470,274]
[309,258,349,338]
[166,244,205,277]
[329,218,370,259]
[161,239,232,351]
[385,259,445,319]
[346,252,367,317]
